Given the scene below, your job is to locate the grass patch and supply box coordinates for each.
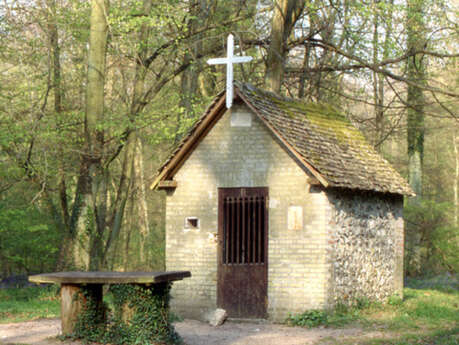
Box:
[385,288,459,330]
[321,328,459,345]
[289,277,458,344]
[367,328,459,345]
[0,286,60,323]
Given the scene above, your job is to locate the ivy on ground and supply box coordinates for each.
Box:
[72,283,182,345]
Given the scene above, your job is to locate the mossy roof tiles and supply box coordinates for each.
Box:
[235,81,413,196]
[152,81,413,196]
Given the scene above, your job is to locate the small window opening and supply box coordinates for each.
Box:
[185,217,200,229]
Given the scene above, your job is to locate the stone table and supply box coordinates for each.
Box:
[29,271,191,335]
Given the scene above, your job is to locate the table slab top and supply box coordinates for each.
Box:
[29,271,191,284]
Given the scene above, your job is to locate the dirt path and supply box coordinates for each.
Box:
[0,318,375,345]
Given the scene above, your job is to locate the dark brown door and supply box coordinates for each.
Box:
[218,187,268,318]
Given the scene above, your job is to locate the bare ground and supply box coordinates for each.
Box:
[0,318,385,345]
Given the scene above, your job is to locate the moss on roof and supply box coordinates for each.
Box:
[235,81,413,196]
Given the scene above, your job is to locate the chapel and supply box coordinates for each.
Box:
[151,81,413,321]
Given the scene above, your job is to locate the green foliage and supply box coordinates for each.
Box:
[0,199,60,275]
[286,309,328,327]
[0,286,60,323]
[286,296,378,329]
[0,0,456,277]
[71,283,182,345]
[404,200,459,275]
[72,288,107,342]
[354,296,371,310]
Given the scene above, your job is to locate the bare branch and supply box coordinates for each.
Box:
[286,39,459,98]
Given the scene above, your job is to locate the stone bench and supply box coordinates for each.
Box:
[29,271,191,335]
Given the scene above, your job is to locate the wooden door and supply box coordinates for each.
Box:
[217,187,268,318]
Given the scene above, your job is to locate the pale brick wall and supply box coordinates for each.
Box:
[165,103,331,321]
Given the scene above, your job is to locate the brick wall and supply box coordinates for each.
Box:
[165,103,331,321]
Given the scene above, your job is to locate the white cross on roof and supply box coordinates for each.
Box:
[207,34,253,108]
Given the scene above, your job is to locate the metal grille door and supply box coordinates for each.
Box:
[218,187,268,318]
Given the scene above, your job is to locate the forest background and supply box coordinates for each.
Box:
[0,0,457,279]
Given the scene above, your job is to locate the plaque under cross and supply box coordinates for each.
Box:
[207,34,253,109]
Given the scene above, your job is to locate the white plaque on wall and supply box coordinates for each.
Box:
[288,206,303,230]
[231,109,252,127]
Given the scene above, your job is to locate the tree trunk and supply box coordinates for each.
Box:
[44,0,74,271]
[72,0,109,270]
[372,0,387,150]
[454,132,458,226]
[102,0,152,267]
[406,0,426,200]
[405,0,426,276]
[266,0,305,93]
[70,160,92,269]
[298,42,310,99]
[134,138,150,264]
[373,0,394,150]
[175,0,205,142]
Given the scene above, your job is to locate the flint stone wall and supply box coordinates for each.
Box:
[327,191,404,304]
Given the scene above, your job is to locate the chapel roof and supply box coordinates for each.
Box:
[151,81,414,196]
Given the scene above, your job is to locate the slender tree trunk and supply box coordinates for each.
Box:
[72,0,109,270]
[372,0,381,147]
[307,7,336,101]
[134,138,150,264]
[71,162,92,269]
[406,0,426,200]
[454,132,458,226]
[373,0,394,150]
[405,0,426,276]
[298,42,310,98]
[175,0,205,142]
[123,194,135,270]
[199,65,216,97]
[44,0,74,270]
[102,0,152,267]
[266,0,305,93]
[372,0,389,151]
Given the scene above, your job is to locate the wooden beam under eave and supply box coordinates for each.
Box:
[306,176,322,186]
[157,180,178,189]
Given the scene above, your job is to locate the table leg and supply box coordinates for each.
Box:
[117,283,169,324]
[60,283,103,335]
